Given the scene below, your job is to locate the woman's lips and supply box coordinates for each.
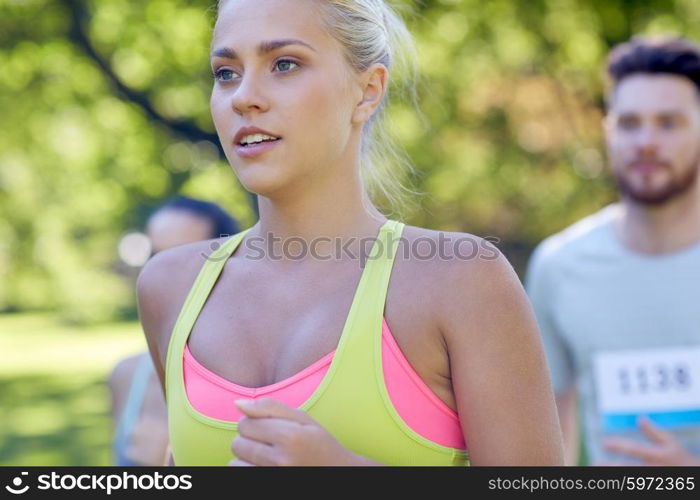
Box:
[234,138,282,159]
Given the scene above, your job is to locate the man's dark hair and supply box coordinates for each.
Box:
[607,36,700,95]
[155,195,240,238]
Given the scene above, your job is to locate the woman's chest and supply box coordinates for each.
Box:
[183,256,454,408]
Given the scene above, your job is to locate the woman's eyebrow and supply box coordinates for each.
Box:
[211,39,317,59]
[259,38,317,54]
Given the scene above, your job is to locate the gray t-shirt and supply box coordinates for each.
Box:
[526,203,700,464]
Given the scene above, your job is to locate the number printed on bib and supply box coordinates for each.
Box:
[593,346,700,431]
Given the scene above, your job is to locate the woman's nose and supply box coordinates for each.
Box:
[231,74,270,115]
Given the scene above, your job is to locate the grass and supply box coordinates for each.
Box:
[0,312,146,466]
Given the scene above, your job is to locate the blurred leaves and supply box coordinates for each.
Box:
[0,0,253,323]
[2,0,700,320]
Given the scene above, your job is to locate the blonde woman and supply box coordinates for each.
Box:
[137,0,564,466]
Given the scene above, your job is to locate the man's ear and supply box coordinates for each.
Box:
[352,63,388,125]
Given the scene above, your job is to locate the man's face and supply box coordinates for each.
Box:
[605,74,700,205]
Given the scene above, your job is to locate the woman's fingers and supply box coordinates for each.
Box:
[228,458,254,466]
[231,435,277,466]
[237,415,300,446]
[235,398,315,424]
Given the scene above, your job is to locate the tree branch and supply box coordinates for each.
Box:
[64,0,258,216]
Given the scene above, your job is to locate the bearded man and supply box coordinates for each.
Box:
[526,36,700,466]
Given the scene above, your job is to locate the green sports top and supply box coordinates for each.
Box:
[165,219,469,466]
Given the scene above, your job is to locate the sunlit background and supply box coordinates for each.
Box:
[2,0,700,465]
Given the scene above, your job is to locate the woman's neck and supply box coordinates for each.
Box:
[249,167,387,263]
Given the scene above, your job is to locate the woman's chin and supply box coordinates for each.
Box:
[232,161,312,200]
[237,172,289,199]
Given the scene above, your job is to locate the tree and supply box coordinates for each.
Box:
[1,0,697,321]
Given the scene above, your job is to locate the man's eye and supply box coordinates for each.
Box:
[275,59,299,72]
[618,118,639,130]
[213,69,236,82]
[659,117,678,130]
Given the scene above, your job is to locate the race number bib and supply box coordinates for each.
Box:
[593,346,700,431]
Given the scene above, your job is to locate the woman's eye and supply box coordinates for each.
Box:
[275,59,299,72]
[213,69,236,82]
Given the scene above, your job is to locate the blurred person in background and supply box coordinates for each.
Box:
[109,196,240,466]
[527,36,700,466]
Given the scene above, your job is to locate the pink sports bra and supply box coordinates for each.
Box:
[183,317,466,449]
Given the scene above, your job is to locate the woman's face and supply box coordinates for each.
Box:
[210,0,363,198]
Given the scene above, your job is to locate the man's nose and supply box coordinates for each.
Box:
[634,125,660,154]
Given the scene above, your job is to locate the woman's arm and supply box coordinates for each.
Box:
[438,242,564,465]
[135,241,208,398]
[556,386,581,466]
[136,255,171,399]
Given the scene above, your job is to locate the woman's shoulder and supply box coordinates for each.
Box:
[398,224,507,276]
[398,224,521,321]
[137,237,227,303]
[136,237,229,357]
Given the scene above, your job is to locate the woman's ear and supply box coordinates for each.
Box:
[352,63,389,125]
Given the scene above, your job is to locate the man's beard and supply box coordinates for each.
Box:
[614,150,700,205]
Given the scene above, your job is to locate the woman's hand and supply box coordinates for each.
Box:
[228,398,378,466]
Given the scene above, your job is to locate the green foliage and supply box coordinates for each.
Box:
[2,0,700,319]
[0,0,254,322]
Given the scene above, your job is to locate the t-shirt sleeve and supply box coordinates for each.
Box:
[525,243,575,396]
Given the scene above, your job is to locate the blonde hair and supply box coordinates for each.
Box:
[216,0,422,218]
